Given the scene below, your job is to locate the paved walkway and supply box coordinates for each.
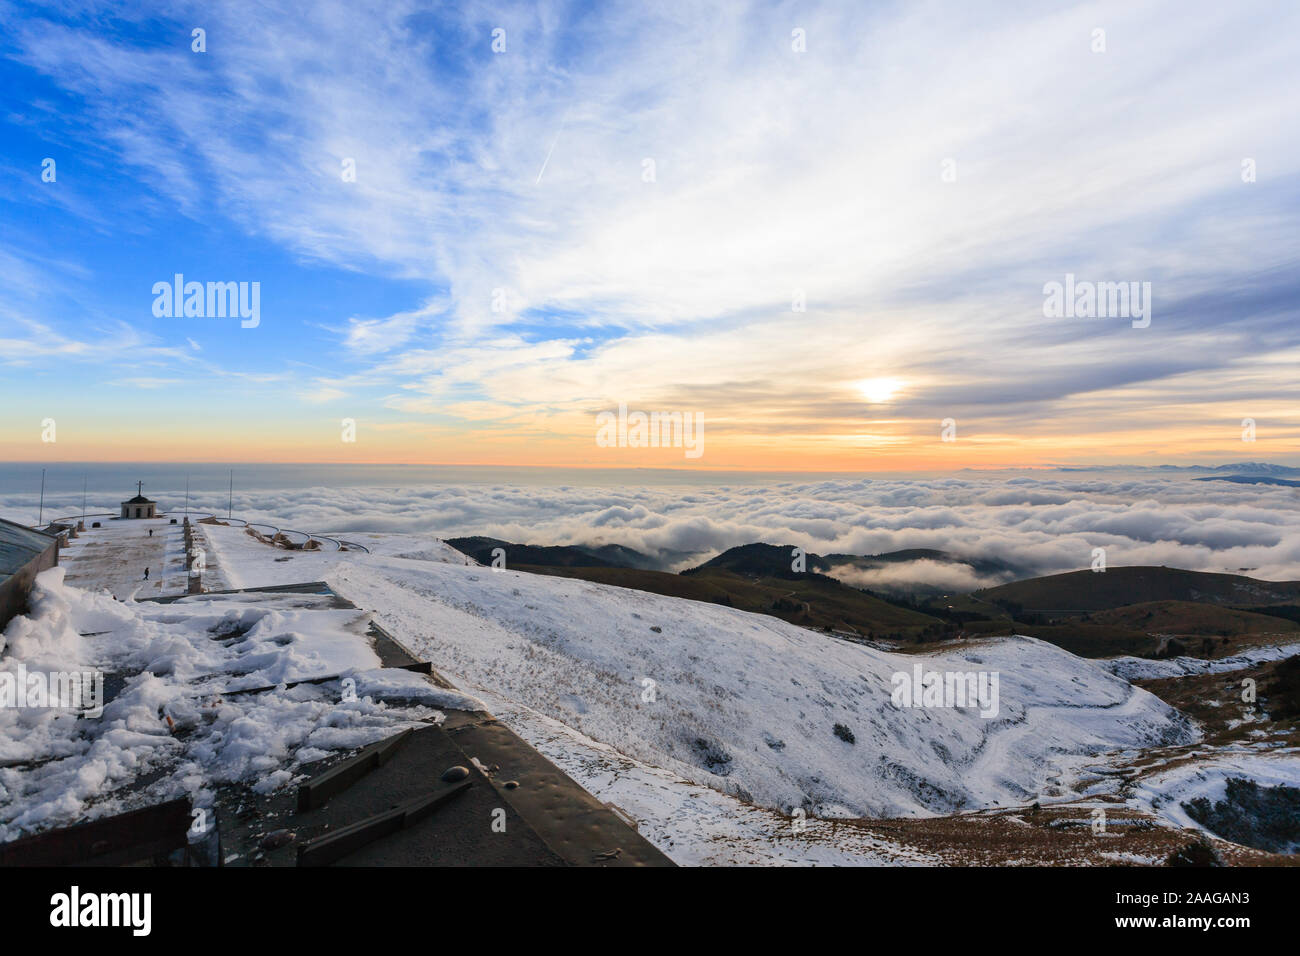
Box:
[59,517,189,599]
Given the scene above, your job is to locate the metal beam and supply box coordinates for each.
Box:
[296,781,471,867]
[0,798,193,867]
[297,729,413,812]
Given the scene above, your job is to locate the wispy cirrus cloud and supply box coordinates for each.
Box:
[3,0,1299,465]
[106,376,184,389]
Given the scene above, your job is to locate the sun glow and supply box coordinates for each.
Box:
[857,377,905,404]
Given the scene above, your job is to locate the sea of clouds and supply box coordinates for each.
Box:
[14,472,1298,587]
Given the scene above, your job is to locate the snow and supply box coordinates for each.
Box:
[0,568,446,841]
[327,532,471,564]
[473,685,937,864]
[9,520,1249,864]
[1100,643,1300,681]
[142,602,380,690]
[194,524,1198,820]
[1133,752,1300,847]
[350,668,484,712]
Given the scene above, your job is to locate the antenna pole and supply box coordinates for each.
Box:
[38,468,45,526]
[228,469,233,519]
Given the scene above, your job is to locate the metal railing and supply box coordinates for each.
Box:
[46,511,370,553]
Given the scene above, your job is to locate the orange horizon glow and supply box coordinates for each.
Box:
[4,420,1296,471]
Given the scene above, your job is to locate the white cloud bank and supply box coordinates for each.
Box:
[14,472,1300,586]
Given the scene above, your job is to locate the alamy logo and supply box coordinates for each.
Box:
[891,663,999,718]
[152,274,260,328]
[1042,273,1151,328]
[596,402,704,459]
[50,886,151,936]
[0,665,103,718]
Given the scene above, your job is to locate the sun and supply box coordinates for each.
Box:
[857,377,905,404]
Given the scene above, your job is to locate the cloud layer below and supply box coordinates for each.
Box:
[14,472,1300,586]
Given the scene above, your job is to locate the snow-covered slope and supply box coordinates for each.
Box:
[1101,643,1300,681]
[326,532,472,565]
[1134,753,1300,852]
[199,524,1200,818]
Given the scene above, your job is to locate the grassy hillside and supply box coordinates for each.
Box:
[958,592,1300,660]
[976,566,1300,616]
[962,619,1162,657]
[686,542,830,578]
[1092,601,1300,637]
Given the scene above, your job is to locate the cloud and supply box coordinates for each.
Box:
[299,384,347,403]
[6,0,1300,460]
[14,472,1300,589]
[0,321,94,363]
[106,377,184,389]
[827,560,1012,595]
[341,298,449,355]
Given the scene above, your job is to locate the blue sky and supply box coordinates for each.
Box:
[2,0,1298,467]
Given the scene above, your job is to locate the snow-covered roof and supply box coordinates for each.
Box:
[122,494,155,504]
[0,516,56,577]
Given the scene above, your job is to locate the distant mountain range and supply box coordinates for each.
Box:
[1194,475,1300,487]
[1058,462,1300,476]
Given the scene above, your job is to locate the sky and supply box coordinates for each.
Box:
[2,0,1298,470]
